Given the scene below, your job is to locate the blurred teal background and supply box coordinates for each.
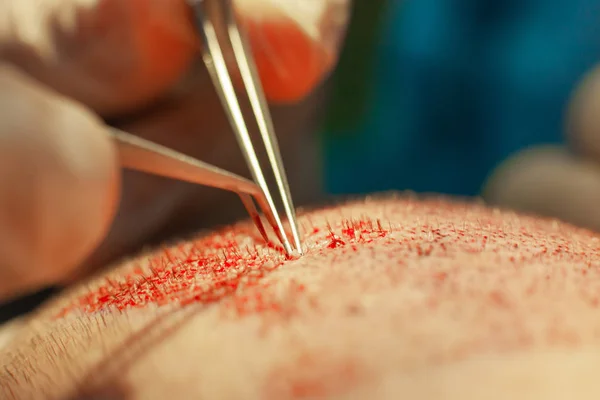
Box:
[322,0,600,196]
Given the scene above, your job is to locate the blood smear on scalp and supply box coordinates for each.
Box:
[54,217,390,318]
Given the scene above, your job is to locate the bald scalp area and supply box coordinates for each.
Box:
[1,195,600,399]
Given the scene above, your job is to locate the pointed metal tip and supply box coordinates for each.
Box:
[254,194,293,255]
[289,220,303,255]
[238,193,269,243]
[239,193,293,256]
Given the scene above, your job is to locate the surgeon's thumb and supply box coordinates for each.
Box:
[0,64,119,302]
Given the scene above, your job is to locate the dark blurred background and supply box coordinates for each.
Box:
[323,0,600,195]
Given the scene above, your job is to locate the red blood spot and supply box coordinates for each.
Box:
[489,290,510,309]
[264,353,366,399]
[327,234,346,249]
[434,271,448,283]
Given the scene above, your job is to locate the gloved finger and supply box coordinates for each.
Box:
[482,145,600,231]
[566,65,600,161]
[0,63,119,303]
[238,0,351,103]
[1,0,197,117]
[1,0,349,118]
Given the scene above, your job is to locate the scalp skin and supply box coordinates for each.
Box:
[1,195,600,399]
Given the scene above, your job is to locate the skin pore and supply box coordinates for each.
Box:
[1,194,600,399]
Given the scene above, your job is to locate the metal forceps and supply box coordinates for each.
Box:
[110,0,303,256]
[187,0,303,255]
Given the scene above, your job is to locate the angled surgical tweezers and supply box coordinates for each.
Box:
[110,0,303,255]
[112,128,271,246]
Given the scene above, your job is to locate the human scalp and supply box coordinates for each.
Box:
[1,194,599,399]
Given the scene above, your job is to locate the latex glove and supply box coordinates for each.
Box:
[483,66,600,232]
[0,0,350,302]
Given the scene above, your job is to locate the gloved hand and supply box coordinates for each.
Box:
[0,0,349,302]
[483,66,600,232]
